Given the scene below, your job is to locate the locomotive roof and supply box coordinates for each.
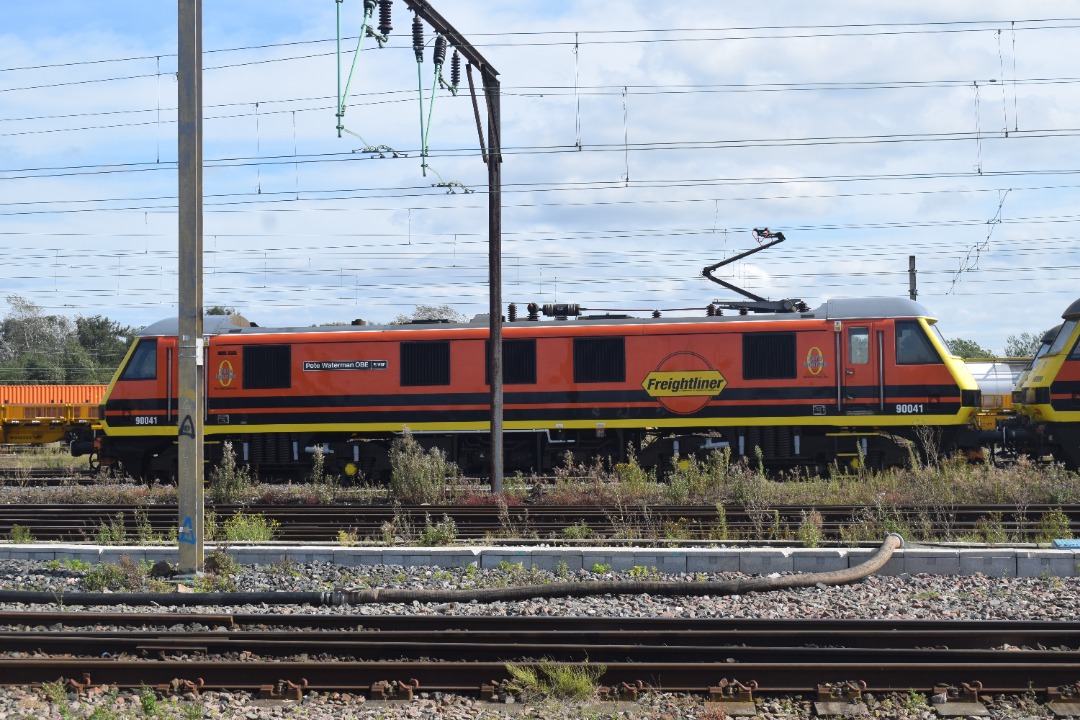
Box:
[136,297,934,337]
[1064,298,1080,320]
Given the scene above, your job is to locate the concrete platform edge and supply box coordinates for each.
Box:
[1,544,1076,578]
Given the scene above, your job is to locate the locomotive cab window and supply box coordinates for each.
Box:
[1069,336,1080,360]
[243,345,292,389]
[895,321,942,365]
[573,337,625,383]
[119,339,158,380]
[486,339,537,385]
[743,333,796,380]
[1050,320,1078,356]
[401,341,450,386]
[848,327,870,365]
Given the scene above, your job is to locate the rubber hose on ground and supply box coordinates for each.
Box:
[0,534,902,607]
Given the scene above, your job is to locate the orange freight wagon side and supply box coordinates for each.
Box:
[0,385,106,444]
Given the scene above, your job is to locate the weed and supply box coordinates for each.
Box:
[389,427,461,504]
[975,511,1008,544]
[307,445,341,502]
[505,660,607,701]
[133,507,163,544]
[561,520,596,540]
[902,689,928,711]
[710,503,730,540]
[41,680,72,720]
[661,517,695,540]
[209,441,255,504]
[221,512,280,542]
[337,528,360,546]
[180,703,206,720]
[83,562,128,592]
[627,565,656,580]
[46,558,93,572]
[139,686,161,717]
[798,509,824,548]
[7,524,34,543]
[556,559,570,579]
[94,513,128,545]
[591,563,611,574]
[418,513,458,546]
[1036,507,1072,543]
[380,505,416,545]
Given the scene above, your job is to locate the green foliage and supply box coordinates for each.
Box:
[627,565,657,579]
[505,660,607,701]
[209,441,255,504]
[0,298,135,383]
[798,509,824,547]
[1005,330,1048,358]
[418,513,458,546]
[83,562,129,592]
[389,427,461,504]
[591,563,611,574]
[41,680,74,720]
[945,337,995,358]
[561,520,596,540]
[1036,507,1072,544]
[47,557,93,572]
[7,524,34,543]
[222,512,280,542]
[975,512,1008,544]
[94,513,128,545]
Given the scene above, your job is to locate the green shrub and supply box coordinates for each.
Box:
[418,514,458,546]
[561,520,596,540]
[94,513,128,545]
[209,441,255,504]
[7,524,34,544]
[389,428,461,504]
[1036,508,1072,544]
[222,512,280,542]
[505,660,607,701]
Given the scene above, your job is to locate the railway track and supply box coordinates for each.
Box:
[2,612,1080,708]
[0,502,1076,543]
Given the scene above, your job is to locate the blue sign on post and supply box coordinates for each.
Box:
[179,516,196,544]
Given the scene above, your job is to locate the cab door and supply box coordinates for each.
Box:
[841,323,882,414]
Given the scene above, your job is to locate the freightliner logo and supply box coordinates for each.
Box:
[641,371,727,397]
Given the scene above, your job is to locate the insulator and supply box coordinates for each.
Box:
[652,310,660,318]
[450,50,461,87]
[706,304,716,316]
[377,0,393,36]
[411,15,424,63]
[527,302,540,321]
[739,307,749,316]
[433,35,447,67]
[543,303,580,317]
[364,0,377,16]
[508,303,517,322]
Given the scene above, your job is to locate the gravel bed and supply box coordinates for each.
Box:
[0,557,1070,719]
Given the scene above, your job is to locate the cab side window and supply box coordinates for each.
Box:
[895,321,941,365]
[848,327,869,365]
[119,339,158,380]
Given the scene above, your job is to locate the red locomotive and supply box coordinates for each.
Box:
[72,296,982,482]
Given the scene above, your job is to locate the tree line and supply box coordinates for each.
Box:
[0,296,136,385]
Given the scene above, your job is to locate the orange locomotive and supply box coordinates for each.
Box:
[71,298,982,482]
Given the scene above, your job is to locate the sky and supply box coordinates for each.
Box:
[2,1,1079,354]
